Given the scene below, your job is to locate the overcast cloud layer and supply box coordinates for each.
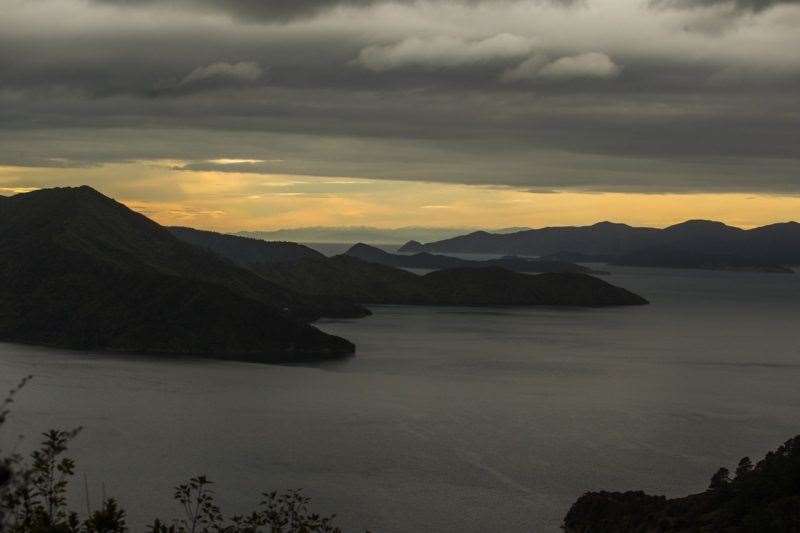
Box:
[1,0,799,194]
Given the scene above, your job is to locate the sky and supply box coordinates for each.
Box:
[1,0,799,231]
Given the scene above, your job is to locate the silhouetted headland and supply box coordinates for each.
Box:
[0,186,362,361]
[564,434,800,532]
[401,220,800,273]
[0,187,648,362]
[344,242,608,274]
[174,230,648,307]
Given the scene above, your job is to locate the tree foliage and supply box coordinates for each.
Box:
[0,378,344,533]
[564,436,800,532]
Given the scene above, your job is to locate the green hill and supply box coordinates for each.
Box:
[0,186,364,360]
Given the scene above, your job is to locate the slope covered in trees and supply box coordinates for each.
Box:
[170,227,649,307]
[564,435,800,532]
[252,256,649,307]
[0,187,363,360]
[169,226,324,266]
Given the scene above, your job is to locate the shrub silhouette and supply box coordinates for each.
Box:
[0,378,344,533]
[564,435,800,531]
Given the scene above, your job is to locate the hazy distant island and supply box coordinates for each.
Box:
[343,242,609,274]
[564,434,800,532]
[236,225,528,245]
[400,220,800,274]
[0,187,647,362]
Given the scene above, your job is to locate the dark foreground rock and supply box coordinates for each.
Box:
[564,435,800,532]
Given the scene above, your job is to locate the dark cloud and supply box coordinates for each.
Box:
[90,0,396,21]
[651,0,799,12]
[2,86,799,194]
[88,0,580,22]
[149,61,269,96]
[1,0,799,195]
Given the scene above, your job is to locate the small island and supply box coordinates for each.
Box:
[251,255,647,307]
[345,242,607,274]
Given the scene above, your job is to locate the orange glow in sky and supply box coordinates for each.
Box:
[2,162,798,231]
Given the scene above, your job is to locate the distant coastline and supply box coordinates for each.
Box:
[398,220,800,274]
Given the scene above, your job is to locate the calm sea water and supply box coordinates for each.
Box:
[1,265,799,531]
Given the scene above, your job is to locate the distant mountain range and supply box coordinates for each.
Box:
[0,187,647,361]
[171,226,324,264]
[237,226,529,245]
[249,256,647,307]
[175,228,646,308]
[399,220,800,272]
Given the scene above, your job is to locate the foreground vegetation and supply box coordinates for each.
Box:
[564,435,800,532]
[6,375,800,532]
[0,377,345,533]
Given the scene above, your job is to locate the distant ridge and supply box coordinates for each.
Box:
[400,219,800,270]
[398,221,657,255]
[190,237,649,307]
[344,243,605,274]
[166,228,647,307]
[237,225,531,245]
[253,257,649,307]
[238,226,476,245]
[169,226,324,266]
[0,187,651,360]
